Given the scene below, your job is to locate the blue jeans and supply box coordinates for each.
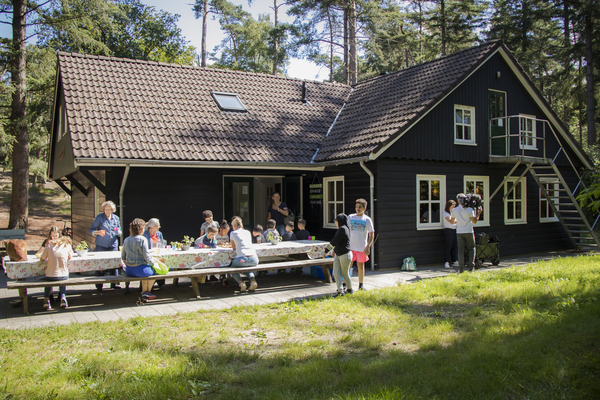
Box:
[230,255,259,283]
[276,224,286,236]
[44,276,68,298]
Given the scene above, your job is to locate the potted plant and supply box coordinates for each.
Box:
[266,231,282,245]
[75,241,89,257]
[181,236,194,251]
[170,241,181,250]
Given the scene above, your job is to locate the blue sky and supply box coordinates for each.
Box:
[0,0,326,81]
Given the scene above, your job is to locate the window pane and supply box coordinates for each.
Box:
[466,180,474,194]
[463,110,471,125]
[328,203,335,224]
[507,202,514,219]
[515,202,522,219]
[527,119,533,131]
[420,203,429,223]
[336,203,344,216]
[456,125,463,140]
[431,180,440,201]
[476,182,484,198]
[515,182,522,199]
[541,202,547,218]
[328,181,335,201]
[464,126,471,141]
[420,181,429,201]
[456,109,463,124]
[431,203,440,223]
[336,181,343,202]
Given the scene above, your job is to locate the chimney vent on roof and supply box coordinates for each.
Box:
[301,82,312,106]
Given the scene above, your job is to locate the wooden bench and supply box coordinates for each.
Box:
[7,258,334,314]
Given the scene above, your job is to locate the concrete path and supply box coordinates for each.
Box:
[0,250,591,329]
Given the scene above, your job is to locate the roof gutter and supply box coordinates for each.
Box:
[360,161,376,271]
[75,158,326,171]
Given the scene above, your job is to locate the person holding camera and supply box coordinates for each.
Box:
[455,193,482,273]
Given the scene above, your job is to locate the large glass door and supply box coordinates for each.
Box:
[489,90,507,156]
[223,177,254,229]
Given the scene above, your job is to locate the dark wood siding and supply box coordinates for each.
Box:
[382,52,584,169]
[376,158,573,269]
[71,170,105,249]
[303,161,378,267]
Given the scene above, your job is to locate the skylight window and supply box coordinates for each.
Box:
[211,92,247,112]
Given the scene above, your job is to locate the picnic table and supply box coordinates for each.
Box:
[2,240,329,280]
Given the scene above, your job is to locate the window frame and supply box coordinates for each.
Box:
[463,175,490,227]
[504,177,527,225]
[417,174,446,230]
[539,178,559,222]
[211,91,248,112]
[454,105,476,145]
[519,114,537,150]
[323,176,344,229]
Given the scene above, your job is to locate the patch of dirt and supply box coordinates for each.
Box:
[0,170,71,251]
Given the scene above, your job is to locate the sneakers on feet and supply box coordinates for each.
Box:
[332,291,345,298]
[452,261,460,267]
[60,297,68,309]
[43,299,52,310]
[249,280,258,291]
[342,282,347,292]
[346,289,354,295]
[444,262,451,268]
[239,281,247,292]
[142,292,157,300]
[358,285,367,291]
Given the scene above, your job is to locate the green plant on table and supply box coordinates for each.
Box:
[75,241,89,251]
[170,241,181,250]
[181,236,194,246]
[266,230,282,242]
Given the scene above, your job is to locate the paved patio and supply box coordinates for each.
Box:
[0,250,592,329]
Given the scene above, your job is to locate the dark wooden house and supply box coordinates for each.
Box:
[48,40,596,269]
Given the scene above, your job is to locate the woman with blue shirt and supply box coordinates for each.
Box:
[267,192,289,236]
[122,218,157,301]
[89,200,122,290]
[143,218,164,249]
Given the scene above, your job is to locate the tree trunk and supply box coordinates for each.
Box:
[343,3,348,85]
[272,0,278,75]
[8,0,29,231]
[440,0,446,56]
[348,0,357,85]
[201,0,207,67]
[327,8,334,82]
[585,13,596,146]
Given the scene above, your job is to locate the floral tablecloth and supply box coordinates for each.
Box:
[2,240,328,280]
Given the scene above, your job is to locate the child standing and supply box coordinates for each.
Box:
[39,227,73,310]
[295,219,310,240]
[348,198,375,291]
[200,210,220,237]
[282,221,297,241]
[325,214,353,297]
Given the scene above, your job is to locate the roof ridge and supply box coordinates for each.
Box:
[354,40,502,87]
[57,51,350,88]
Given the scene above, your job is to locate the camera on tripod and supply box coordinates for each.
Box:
[459,193,482,209]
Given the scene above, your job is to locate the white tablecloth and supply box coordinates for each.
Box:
[2,240,329,279]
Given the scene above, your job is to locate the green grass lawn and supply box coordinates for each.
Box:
[1,255,599,399]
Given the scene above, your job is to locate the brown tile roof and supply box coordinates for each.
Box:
[315,41,503,162]
[59,52,351,164]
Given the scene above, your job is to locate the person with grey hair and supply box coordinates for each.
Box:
[89,200,122,290]
[142,218,165,291]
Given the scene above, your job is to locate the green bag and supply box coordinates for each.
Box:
[401,257,417,271]
[152,260,169,275]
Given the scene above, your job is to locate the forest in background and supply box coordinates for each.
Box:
[0,0,598,229]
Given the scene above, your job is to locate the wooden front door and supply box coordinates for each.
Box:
[489,90,507,156]
[223,177,254,229]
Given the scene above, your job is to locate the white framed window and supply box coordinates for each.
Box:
[417,175,445,230]
[539,178,559,222]
[519,114,536,150]
[454,105,476,145]
[504,177,527,224]
[323,176,344,229]
[464,175,489,226]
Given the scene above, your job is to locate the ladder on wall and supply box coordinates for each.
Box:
[529,162,600,251]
